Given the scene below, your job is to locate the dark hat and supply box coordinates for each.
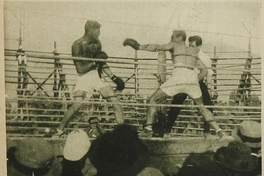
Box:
[177,152,222,176]
[8,138,56,176]
[216,141,257,172]
[232,121,261,148]
[89,124,148,176]
[14,138,54,169]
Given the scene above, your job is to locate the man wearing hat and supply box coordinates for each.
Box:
[61,129,91,176]
[232,121,261,153]
[214,141,259,176]
[232,121,261,175]
[7,138,62,176]
[88,124,149,176]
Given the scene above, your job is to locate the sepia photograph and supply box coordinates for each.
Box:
[3,1,262,176]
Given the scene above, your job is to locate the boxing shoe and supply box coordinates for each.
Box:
[163,133,171,139]
[138,126,152,138]
[216,129,227,140]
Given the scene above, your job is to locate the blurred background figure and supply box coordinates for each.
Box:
[61,129,91,176]
[7,138,61,176]
[85,117,105,138]
[214,141,259,176]
[88,124,152,176]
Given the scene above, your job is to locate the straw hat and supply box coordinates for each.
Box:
[232,121,261,148]
[7,138,60,176]
[217,141,256,172]
[63,129,91,161]
[14,138,54,169]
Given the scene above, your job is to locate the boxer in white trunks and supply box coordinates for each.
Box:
[52,20,125,138]
[138,30,225,138]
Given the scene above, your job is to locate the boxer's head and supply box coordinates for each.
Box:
[171,30,186,42]
[84,20,101,40]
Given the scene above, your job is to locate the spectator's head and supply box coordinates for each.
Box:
[63,129,91,161]
[88,117,100,129]
[188,35,203,50]
[232,121,261,150]
[7,138,55,176]
[215,141,257,173]
[61,129,91,176]
[171,30,187,42]
[84,20,101,40]
[89,124,149,176]
[177,152,222,176]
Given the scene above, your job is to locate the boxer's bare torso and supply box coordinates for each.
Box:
[170,43,199,67]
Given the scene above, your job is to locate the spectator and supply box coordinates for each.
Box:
[88,124,149,176]
[232,121,261,175]
[61,129,91,176]
[7,138,61,176]
[177,152,222,176]
[85,117,105,138]
[232,120,261,153]
[214,141,258,176]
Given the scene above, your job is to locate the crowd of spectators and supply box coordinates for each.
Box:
[7,120,261,176]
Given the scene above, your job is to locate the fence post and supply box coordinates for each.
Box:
[134,50,139,96]
[53,41,61,97]
[16,46,28,120]
[212,46,218,102]
[157,51,167,123]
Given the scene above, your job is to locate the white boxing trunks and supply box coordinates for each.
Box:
[74,69,110,96]
[160,63,202,98]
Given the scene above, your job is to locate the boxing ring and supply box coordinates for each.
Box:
[5,48,261,174]
[5,48,261,135]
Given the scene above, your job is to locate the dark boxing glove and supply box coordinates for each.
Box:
[110,75,125,91]
[94,51,108,68]
[123,38,140,50]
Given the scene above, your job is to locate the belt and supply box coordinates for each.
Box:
[174,66,194,70]
[173,54,199,60]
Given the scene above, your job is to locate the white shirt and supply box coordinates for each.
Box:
[195,50,214,85]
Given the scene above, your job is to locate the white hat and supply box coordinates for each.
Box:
[232,121,261,148]
[63,129,91,161]
[137,167,164,176]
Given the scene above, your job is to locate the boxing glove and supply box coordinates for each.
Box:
[111,75,125,91]
[123,38,140,50]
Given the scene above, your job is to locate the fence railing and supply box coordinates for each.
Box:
[5,49,261,137]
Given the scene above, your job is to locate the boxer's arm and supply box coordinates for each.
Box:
[196,59,208,81]
[101,66,114,78]
[140,42,174,52]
